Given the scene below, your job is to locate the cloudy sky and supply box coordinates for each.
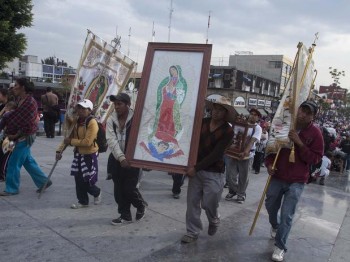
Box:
[21,0,350,89]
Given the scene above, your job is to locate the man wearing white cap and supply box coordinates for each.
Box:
[181,95,234,243]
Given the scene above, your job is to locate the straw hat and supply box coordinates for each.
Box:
[206,94,237,123]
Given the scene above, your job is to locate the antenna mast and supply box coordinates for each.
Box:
[127,27,131,56]
[152,21,155,42]
[206,11,211,44]
[168,0,173,42]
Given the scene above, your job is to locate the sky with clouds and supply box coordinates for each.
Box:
[21,0,350,90]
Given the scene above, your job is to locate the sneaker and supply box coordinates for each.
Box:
[106,173,112,180]
[36,180,53,193]
[236,195,246,204]
[0,191,18,196]
[270,227,277,239]
[181,234,198,244]
[70,203,88,209]
[111,216,132,225]
[272,246,285,261]
[208,224,219,236]
[173,193,180,199]
[319,177,325,186]
[223,183,229,188]
[225,192,236,201]
[94,192,102,205]
[136,206,146,221]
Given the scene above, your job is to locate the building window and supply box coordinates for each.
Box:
[224,74,231,80]
[269,61,282,68]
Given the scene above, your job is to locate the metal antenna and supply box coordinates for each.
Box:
[152,21,155,42]
[127,27,131,56]
[206,11,211,44]
[168,0,173,42]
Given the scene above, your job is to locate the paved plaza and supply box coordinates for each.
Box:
[0,136,350,262]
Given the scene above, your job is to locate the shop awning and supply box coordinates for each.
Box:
[234,107,250,116]
[258,109,267,117]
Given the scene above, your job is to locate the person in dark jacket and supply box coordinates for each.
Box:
[339,133,350,173]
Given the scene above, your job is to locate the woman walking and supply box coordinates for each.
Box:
[56,99,101,208]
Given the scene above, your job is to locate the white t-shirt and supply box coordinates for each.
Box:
[320,156,331,177]
[233,123,262,158]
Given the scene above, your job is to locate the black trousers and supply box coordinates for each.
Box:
[74,173,100,205]
[252,151,264,173]
[43,112,56,138]
[170,173,185,194]
[109,153,145,219]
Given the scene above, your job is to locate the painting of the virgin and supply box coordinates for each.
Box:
[126,42,212,173]
[139,65,187,160]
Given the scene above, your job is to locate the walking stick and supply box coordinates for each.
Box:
[38,144,68,199]
[38,159,59,199]
[249,147,281,236]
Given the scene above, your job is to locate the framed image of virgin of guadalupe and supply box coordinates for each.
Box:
[126,42,212,174]
[225,117,256,160]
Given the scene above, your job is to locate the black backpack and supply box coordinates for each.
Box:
[86,116,108,153]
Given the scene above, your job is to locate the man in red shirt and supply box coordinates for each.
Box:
[265,100,323,261]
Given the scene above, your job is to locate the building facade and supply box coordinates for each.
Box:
[228,54,293,94]
[207,65,280,116]
[3,55,76,83]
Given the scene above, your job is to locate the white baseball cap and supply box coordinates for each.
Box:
[77,99,93,110]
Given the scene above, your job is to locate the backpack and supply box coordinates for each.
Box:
[86,116,108,153]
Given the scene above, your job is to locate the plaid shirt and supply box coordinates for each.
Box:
[6,95,38,136]
[195,118,234,173]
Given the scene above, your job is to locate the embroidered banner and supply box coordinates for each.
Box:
[265,43,315,155]
[65,30,135,131]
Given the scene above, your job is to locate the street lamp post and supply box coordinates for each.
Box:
[11,68,15,83]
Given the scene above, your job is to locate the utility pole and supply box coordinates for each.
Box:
[168,0,173,42]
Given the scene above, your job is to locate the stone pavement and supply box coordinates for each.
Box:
[0,136,350,262]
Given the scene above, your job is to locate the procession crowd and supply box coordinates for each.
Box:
[1,78,349,262]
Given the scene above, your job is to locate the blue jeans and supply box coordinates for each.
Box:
[265,178,304,251]
[5,139,49,194]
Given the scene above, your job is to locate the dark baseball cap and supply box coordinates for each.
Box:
[300,100,318,115]
[110,93,131,104]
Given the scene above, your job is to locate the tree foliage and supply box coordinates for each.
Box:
[41,56,68,67]
[0,0,33,70]
[329,67,345,86]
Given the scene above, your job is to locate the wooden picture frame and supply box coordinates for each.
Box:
[225,118,255,160]
[126,42,212,173]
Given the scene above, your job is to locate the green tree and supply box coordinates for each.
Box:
[42,57,68,67]
[329,67,345,86]
[0,1,33,70]
[318,98,331,112]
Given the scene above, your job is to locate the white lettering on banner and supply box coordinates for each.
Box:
[248,98,257,105]
[258,99,265,106]
[234,96,245,107]
[265,100,271,107]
